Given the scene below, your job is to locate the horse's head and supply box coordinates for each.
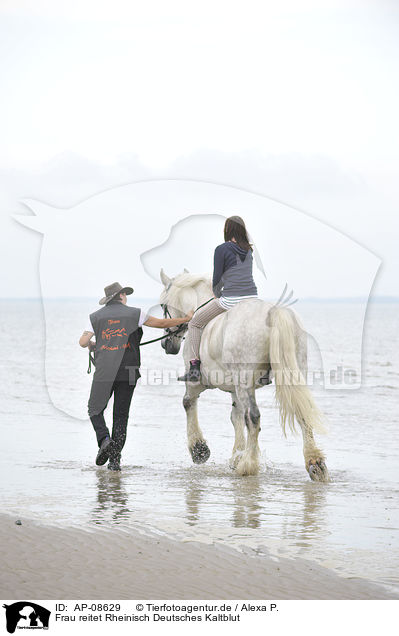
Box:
[159,268,189,355]
[159,267,212,355]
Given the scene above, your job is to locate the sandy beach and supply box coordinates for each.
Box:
[0,514,395,600]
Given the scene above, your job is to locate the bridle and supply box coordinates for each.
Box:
[160,302,189,339]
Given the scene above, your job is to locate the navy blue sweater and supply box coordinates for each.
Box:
[212,241,258,298]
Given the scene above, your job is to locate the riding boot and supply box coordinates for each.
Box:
[95,435,116,466]
[178,360,201,383]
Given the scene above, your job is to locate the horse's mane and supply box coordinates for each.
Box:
[173,272,211,288]
[161,272,212,307]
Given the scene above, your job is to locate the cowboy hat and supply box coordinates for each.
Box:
[99,282,134,305]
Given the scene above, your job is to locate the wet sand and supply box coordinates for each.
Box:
[0,514,395,600]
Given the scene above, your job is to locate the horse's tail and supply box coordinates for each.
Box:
[267,306,325,436]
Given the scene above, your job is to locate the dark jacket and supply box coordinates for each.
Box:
[212,241,257,298]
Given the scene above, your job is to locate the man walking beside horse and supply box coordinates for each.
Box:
[79,282,192,471]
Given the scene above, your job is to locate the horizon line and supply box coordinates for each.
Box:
[0,295,398,303]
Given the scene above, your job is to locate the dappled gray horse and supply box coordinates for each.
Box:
[160,269,328,481]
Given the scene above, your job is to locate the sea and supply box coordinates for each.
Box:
[0,298,398,595]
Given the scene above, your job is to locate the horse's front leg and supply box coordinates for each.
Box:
[229,395,246,469]
[183,386,210,464]
[235,386,261,476]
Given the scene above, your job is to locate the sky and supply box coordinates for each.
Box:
[0,0,398,298]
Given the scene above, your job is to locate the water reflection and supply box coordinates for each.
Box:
[184,475,206,526]
[89,461,330,560]
[298,482,328,544]
[230,475,262,529]
[91,469,132,524]
[181,471,263,529]
[181,468,327,538]
[79,455,333,563]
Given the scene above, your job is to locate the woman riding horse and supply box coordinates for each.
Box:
[179,216,268,384]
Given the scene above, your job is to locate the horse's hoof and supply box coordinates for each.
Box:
[190,441,211,464]
[229,450,243,470]
[308,458,329,482]
[236,454,260,476]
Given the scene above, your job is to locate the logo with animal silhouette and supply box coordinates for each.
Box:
[101,327,128,341]
[2,602,51,633]
[12,182,380,420]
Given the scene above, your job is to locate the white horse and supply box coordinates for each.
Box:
[159,269,328,482]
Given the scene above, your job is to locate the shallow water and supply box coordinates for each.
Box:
[1,299,398,595]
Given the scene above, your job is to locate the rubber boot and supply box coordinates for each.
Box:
[108,451,121,471]
[108,443,122,471]
[96,436,116,466]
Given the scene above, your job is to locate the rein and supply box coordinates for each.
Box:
[139,296,213,346]
[87,297,214,373]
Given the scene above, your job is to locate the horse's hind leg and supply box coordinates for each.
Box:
[296,339,328,482]
[183,386,210,464]
[235,386,261,476]
[298,417,328,481]
[229,393,246,469]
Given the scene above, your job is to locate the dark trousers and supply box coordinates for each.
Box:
[90,380,136,451]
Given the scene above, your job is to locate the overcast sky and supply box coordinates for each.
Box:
[0,0,398,298]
